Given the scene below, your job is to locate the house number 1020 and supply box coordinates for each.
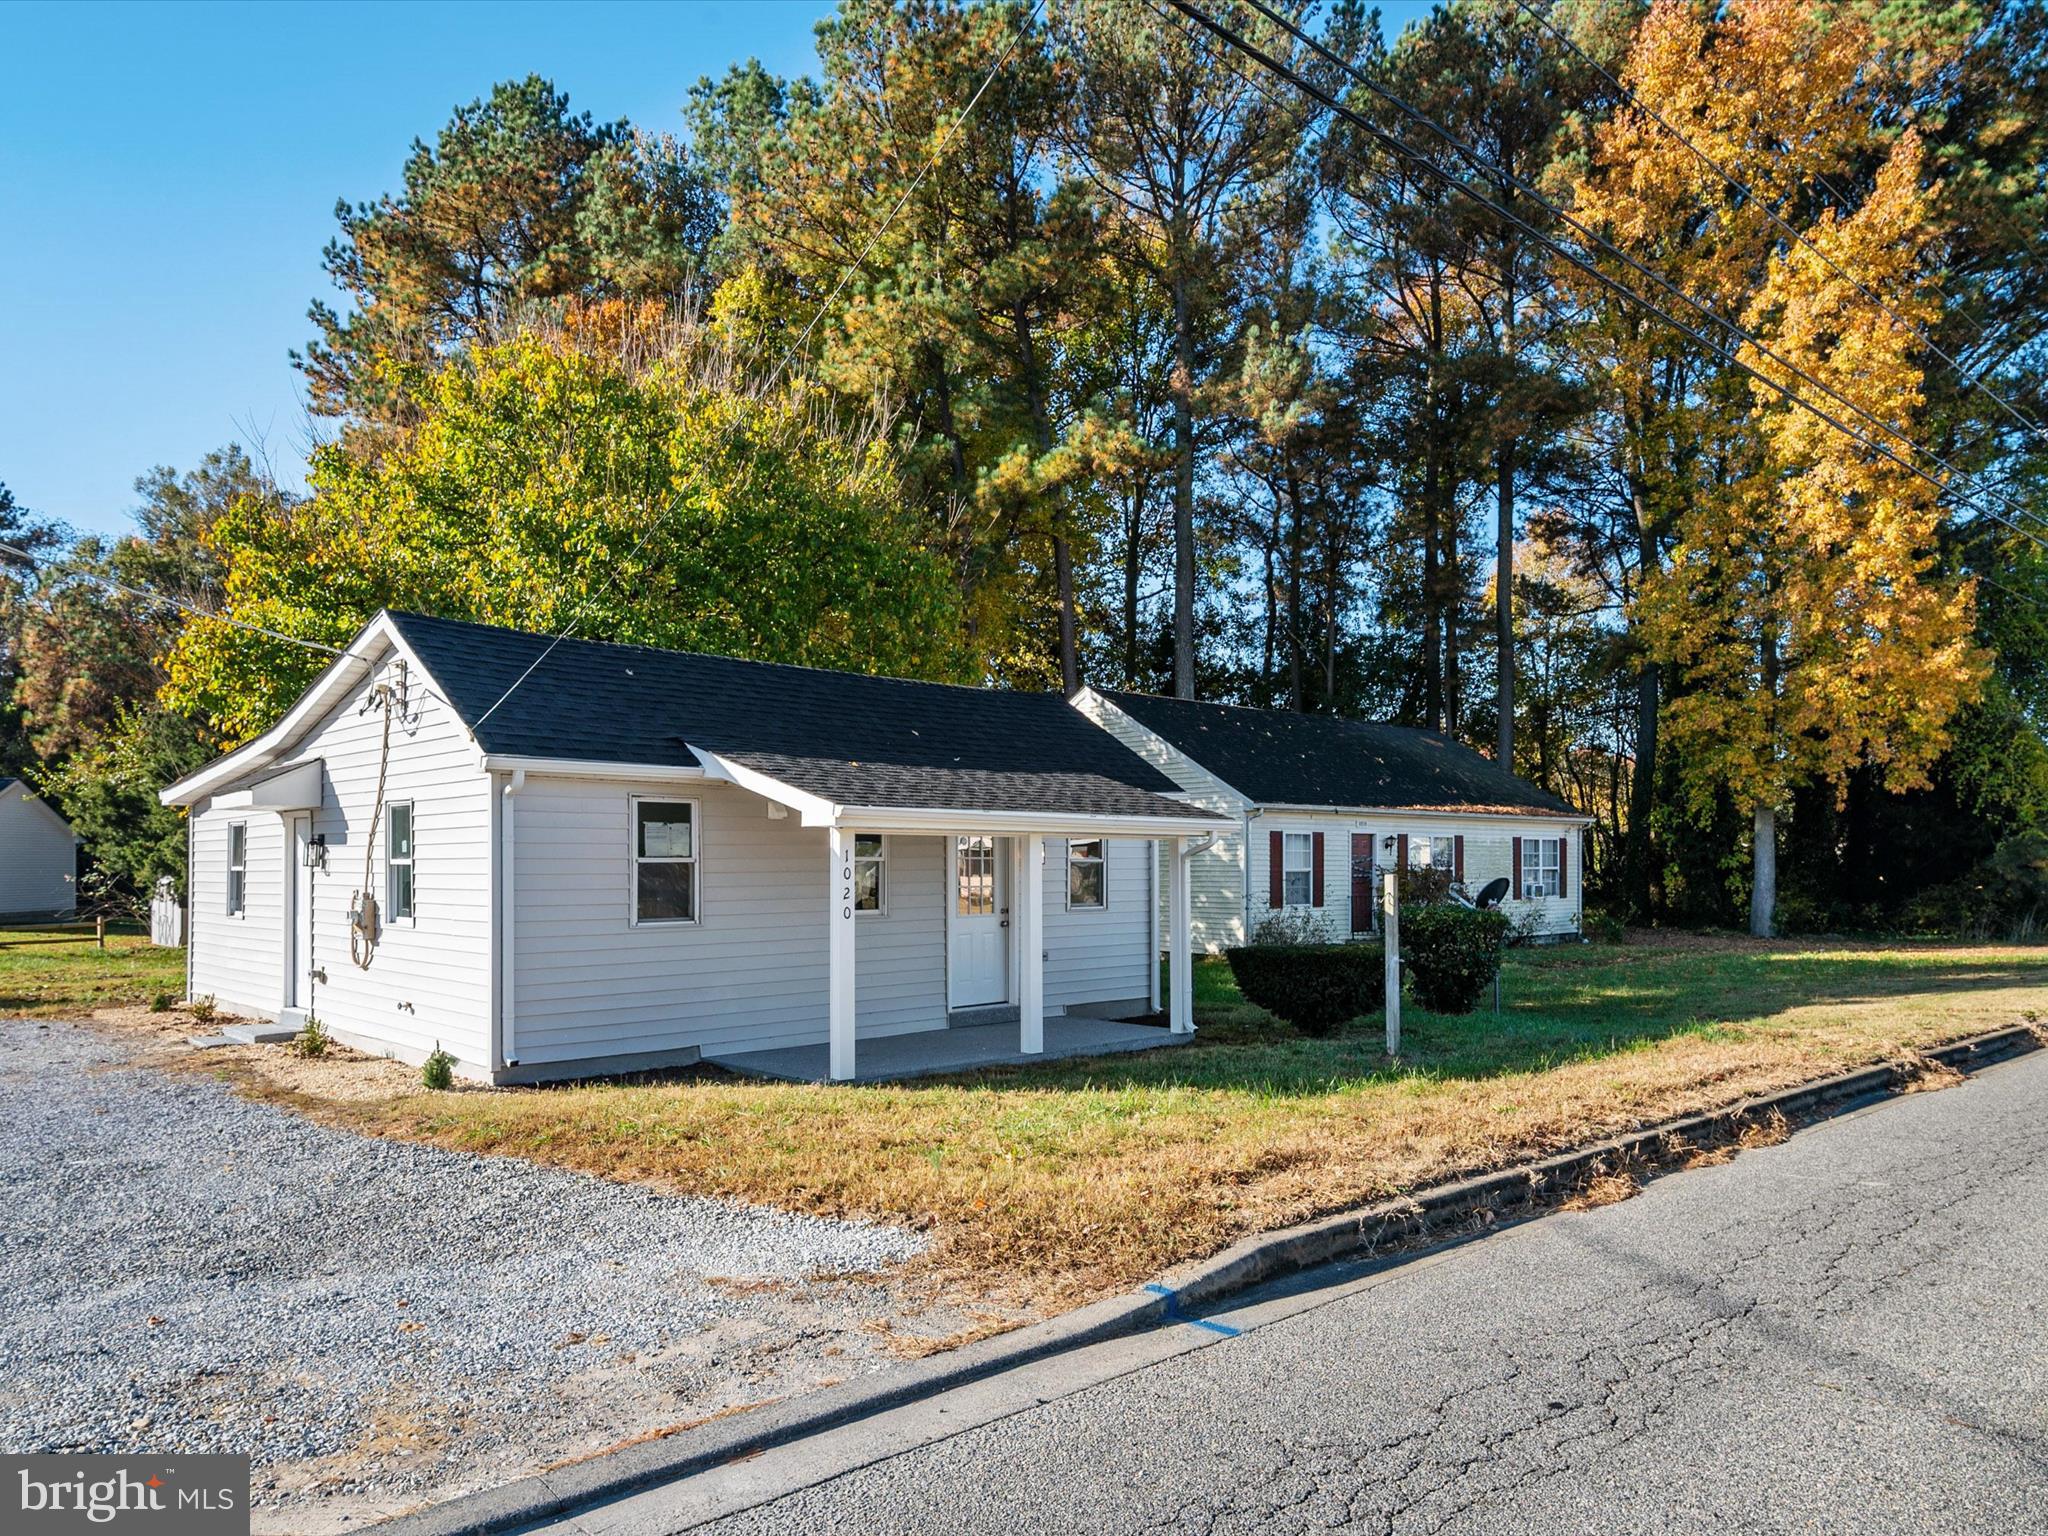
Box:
[839,853,853,920]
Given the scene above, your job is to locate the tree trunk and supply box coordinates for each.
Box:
[1622,473,1660,922]
[1285,467,1305,711]
[1054,534,1079,694]
[1495,438,1515,766]
[1121,485,1145,686]
[1170,271,1197,700]
[1750,802,1777,938]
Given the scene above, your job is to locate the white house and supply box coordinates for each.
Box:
[0,776,77,921]
[159,612,1233,1084]
[1071,688,1592,951]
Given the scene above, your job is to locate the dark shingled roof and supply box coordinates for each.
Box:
[386,613,1213,821]
[1098,689,1578,817]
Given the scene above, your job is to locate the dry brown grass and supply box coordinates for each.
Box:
[87,935,2048,1317]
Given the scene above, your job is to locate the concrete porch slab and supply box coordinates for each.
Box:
[706,1016,1188,1085]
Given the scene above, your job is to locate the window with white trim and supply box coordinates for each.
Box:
[1523,837,1562,898]
[1067,838,1105,909]
[386,802,415,921]
[854,834,886,914]
[633,798,698,924]
[226,822,247,915]
[1413,834,1455,870]
[1282,831,1314,907]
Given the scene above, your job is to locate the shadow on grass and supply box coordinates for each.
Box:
[885,942,2048,1099]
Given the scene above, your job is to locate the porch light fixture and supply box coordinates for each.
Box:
[305,833,328,871]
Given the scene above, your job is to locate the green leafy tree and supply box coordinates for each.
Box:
[169,313,972,743]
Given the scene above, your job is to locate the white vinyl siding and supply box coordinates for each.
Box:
[1071,691,1251,954]
[0,785,75,918]
[1042,837,1153,1012]
[1244,814,1586,941]
[186,646,495,1074]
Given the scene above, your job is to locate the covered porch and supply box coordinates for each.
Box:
[707,1013,1189,1084]
[696,750,1232,1084]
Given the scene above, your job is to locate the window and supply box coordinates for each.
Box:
[386,802,415,921]
[1523,837,1562,898]
[226,822,247,916]
[854,834,886,914]
[633,799,698,924]
[1412,835,1456,871]
[956,835,995,915]
[1067,838,1106,910]
[1282,831,1314,907]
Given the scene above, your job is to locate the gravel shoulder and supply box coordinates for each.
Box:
[0,1017,958,1534]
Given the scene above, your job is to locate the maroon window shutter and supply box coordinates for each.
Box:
[1512,836,1523,896]
[1454,835,1466,883]
[1396,833,1409,870]
[1268,829,1284,908]
[1557,836,1569,899]
[1312,832,1326,907]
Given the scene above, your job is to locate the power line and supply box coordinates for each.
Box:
[1503,0,2048,450]
[1159,0,2048,557]
[0,538,351,657]
[1230,0,2048,545]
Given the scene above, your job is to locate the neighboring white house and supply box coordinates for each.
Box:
[1071,689,1592,951]
[160,612,1233,1085]
[0,776,77,921]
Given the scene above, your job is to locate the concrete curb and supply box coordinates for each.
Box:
[370,1023,2041,1536]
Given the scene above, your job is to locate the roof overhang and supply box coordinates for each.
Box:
[1249,802,1593,825]
[478,754,708,786]
[209,759,325,813]
[159,612,417,808]
[697,748,1234,837]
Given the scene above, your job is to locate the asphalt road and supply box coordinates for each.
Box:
[557,1050,2048,1536]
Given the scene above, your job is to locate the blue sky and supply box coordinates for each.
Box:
[3,0,1437,541]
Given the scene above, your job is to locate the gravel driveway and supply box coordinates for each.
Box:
[0,1018,940,1531]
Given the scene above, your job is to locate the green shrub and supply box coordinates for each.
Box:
[149,991,176,1013]
[1250,908,1328,945]
[421,1044,456,1091]
[1582,908,1626,944]
[1400,903,1511,1014]
[291,1016,331,1058]
[1224,942,1384,1036]
[188,994,217,1023]
[1903,830,2048,938]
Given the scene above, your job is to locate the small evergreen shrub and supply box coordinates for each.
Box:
[291,1016,331,1058]
[421,1044,456,1091]
[1224,942,1384,1036]
[149,992,176,1013]
[1400,904,1511,1014]
[1251,908,1328,945]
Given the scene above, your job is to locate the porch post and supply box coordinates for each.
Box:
[1018,835,1045,1055]
[828,826,856,1081]
[1168,835,1193,1034]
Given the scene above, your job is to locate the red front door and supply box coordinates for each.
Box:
[1350,832,1375,934]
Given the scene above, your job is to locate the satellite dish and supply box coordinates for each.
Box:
[1474,876,1511,910]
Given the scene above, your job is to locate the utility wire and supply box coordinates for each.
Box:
[1504,0,2048,448]
[1157,0,2048,557]
[1229,0,2048,544]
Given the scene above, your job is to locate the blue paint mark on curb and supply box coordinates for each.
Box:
[1144,1283,1242,1338]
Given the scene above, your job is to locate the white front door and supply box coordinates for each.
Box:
[948,835,1009,1009]
[287,815,313,1011]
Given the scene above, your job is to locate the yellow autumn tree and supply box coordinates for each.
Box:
[1581,0,1988,934]
[1640,124,1986,934]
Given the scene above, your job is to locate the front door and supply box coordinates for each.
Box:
[1350,832,1377,935]
[287,815,314,1010]
[948,835,1008,1009]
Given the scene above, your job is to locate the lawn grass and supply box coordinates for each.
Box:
[241,937,2048,1310]
[0,925,186,1017]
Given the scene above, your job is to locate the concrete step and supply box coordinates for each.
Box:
[221,1019,300,1045]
